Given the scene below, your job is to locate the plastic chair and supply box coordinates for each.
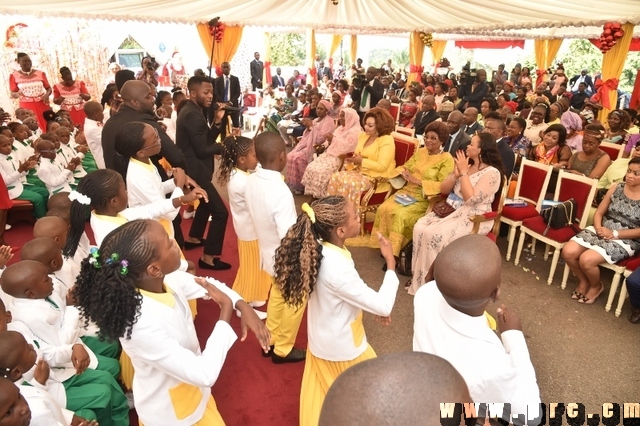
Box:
[500,160,553,261]
[599,142,623,161]
[514,171,597,285]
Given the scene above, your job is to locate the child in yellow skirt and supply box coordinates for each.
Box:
[73,219,270,426]
[272,196,400,426]
[218,136,270,319]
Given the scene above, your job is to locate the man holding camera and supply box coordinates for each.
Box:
[136,56,159,87]
[354,66,385,122]
[458,68,488,111]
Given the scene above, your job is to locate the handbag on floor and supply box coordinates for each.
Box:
[396,241,413,276]
[541,198,577,235]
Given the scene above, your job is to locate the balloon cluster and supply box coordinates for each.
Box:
[598,22,625,54]
[418,31,433,48]
[207,17,225,42]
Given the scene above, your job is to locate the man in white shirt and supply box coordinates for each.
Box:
[245,132,304,364]
[413,235,542,425]
[83,102,105,169]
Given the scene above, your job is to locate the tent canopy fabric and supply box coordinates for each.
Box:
[1,0,640,37]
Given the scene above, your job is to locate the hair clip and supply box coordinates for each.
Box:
[68,190,91,206]
[89,247,101,269]
[106,252,120,265]
[120,260,129,275]
[301,203,316,224]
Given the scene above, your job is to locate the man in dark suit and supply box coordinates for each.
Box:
[483,116,515,177]
[413,95,440,138]
[569,69,595,95]
[570,83,589,110]
[353,67,385,122]
[101,80,187,246]
[176,76,230,270]
[215,62,241,131]
[317,60,333,81]
[462,107,483,136]
[250,52,263,90]
[271,67,286,89]
[443,110,471,155]
[459,69,488,110]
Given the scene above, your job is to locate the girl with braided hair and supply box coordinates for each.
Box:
[273,196,400,425]
[218,136,269,317]
[74,219,270,426]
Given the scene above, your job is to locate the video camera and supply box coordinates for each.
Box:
[458,63,477,85]
[146,57,160,71]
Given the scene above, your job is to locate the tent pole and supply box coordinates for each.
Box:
[209,34,215,78]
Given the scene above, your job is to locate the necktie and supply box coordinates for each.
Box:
[279,76,284,86]
[224,77,229,102]
[361,88,369,109]
[445,136,453,152]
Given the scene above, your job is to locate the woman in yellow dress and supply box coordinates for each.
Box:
[326,107,396,207]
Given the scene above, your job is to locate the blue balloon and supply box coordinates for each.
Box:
[159,42,166,53]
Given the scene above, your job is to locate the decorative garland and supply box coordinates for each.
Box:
[598,22,625,53]
[418,31,433,48]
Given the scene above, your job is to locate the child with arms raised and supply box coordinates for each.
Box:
[273,196,400,424]
[74,219,270,426]
[219,136,269,319]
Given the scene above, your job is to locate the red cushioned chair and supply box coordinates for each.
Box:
[615,257,640,317]
[395,125,415,138]
[514,171,597,285]
[599,142,623,161]
[501,159,553,261]
[389,103,400,124]
[359,134,417,235]
[7,199,35,226]
[469,175,509,242]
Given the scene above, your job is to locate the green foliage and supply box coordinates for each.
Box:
[270,33,306,67]
[367,48,409,72]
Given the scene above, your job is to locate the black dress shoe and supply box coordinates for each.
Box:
[198,258,232,270]
[261,345,274,358]
[629,307,640,324]
[272,347,306,364]
[183,239,205,250]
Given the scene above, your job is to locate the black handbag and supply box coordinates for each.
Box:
[541,198,577,236]
[397,241,413,276]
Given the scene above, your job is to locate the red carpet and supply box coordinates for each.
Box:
[5,214,306,426]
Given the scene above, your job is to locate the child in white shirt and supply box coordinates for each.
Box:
[55,127,86,183]
[82,102,105,169]
[35,138,77,195]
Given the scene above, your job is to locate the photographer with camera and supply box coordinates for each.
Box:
[457,67,488,111]
[136,56,160,87]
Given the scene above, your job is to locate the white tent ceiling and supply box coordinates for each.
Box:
[1,0,640,38]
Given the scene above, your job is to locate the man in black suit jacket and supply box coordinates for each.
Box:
[250,52,263,90]
[462,107,484,136]
[176,76,230,270]
[317,60,333,81]
[215,62,241,130]
[443,111,471,154]
[458,69,488,110]
[353,67,385,122]
[569,69,595,95]
[271,67,286,89]
[101,80,187,246]
[484,117,515,177]
[413,95,440,137]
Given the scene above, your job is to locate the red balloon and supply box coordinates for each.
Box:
[603,28,612,36]
[604,22,613,29]
[606,35,614,41]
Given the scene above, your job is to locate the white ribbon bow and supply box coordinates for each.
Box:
[68,190,91,206]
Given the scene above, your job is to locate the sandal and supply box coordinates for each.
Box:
[404,279,412,289]
[571,291,583,300]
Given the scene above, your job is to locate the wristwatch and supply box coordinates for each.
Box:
[613,230,619,239]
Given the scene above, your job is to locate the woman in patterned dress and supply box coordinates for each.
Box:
[302,108,361,199]
[409,133,504,295]
[562,157,640,304]
[9,53,52,131]
[53,66,91,130]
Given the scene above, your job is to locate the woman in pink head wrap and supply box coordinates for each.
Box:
[286,99,335,194]
[562,110,584,152]
[302,108,361,198]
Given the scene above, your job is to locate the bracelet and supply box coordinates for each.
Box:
[460,172,468,177]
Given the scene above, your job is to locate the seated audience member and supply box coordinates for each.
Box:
[562,110,583,152]
[566,125,611,180]
[462,107,483,136]
[479,97,498,125]
[319,352,472,426]
[562,158,640,305]
[35,139,77,195]
[398,88,419,127]
[369,122,454,257]
[483,115,515,177]
[527,123,572,169]
[571,83,589,110]
[604,110,631,146]
[328,91,343,119]
[286,100,335,195]
[83,102,106,169]
[524,104,550,146]
[412,95,439,137]
[413,235,541,423]
[547,102,563,125]
[302,108,361,199]
[437,100,455,122]
[625,263,640,324]
[56,126,87,182]
[505,116,531,160]
[326,108,396,207]
[375,99,391,112]
[408,133,504,295]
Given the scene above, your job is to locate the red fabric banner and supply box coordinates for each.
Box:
[590,38,640,51]
[454,40,525,49]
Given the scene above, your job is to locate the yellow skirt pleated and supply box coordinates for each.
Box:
[119,351,134,391]
[232,239,272,303]
[139,395,224,426]
[299,345,377,426]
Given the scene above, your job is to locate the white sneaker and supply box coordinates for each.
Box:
[182,210,195,220]
[250,300,266,308]
[236,308,267,320]
[4,224,10,231]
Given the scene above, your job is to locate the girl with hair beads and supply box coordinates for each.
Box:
[272,196,400,425]
[74,219,270,426]
[219,136,269,318]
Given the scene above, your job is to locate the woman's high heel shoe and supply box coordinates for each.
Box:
[578,285,605,305]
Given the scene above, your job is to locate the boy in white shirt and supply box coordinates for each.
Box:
[23,116,42,139]
[55,127,86,183]
[413,235,542,425]
[35,139,77,195]
[245,132,304,363]
[82,102,105,169]
[0,134,48,217]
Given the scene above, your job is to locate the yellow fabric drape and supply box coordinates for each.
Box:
[329,35,342,59]
[408,31,425,85]
[306,28,317,87]
[350,35,358,65]
[533,38,563,87]
[599,23,635,121]
[430,40,447,67]
[263,32,271,87]
[195,23,243,72]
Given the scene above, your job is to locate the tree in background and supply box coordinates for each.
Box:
[269,33,306,66]
[368,48,409,73]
